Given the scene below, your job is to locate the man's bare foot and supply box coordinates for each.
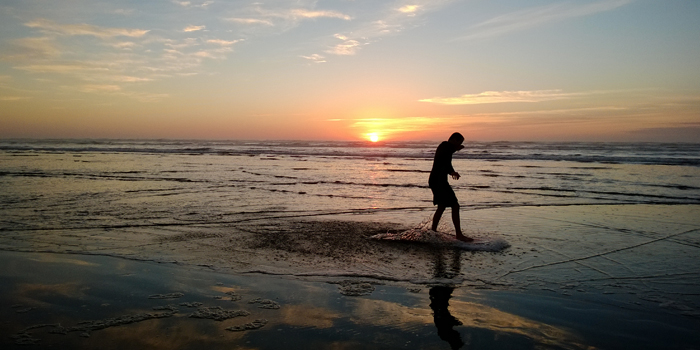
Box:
[456,233,474,242]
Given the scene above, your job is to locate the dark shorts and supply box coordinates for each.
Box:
[429,182,459,207]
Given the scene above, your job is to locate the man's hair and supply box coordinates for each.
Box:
[448,132,464,143]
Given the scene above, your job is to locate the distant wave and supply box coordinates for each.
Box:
[2,140,699,166]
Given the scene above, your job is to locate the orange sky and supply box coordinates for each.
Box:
[1,0,699,142]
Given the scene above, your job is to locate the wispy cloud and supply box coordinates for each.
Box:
[420,90,580,105]
[103,75,154,83]
[420,89,651,105]
[221,3,356,60]
[127,92,170,103]
[223,1,449,60]
[301,54,326,63]
[165,38,199,49]
[350,117,445,135]
[0,76,34,100]
[112,9,135,16]
[15,64,108,74]
[359,108,625,133]
[224,6,351,28]
[288,9,351,20]
[410,90,700,140]
[78,84,122,93]
[172,1,214,9]
[71,84,169,102]
[318,0,454,58]
[224,18,275,26]
[476,106,629,116]
[328,34,362,55]
[109,41,138,49]
[398,5,420,15]
[11,17,243,102]
[25,18,149,38]
[193,47,233,59]
[0,96,30,101]
[457,0,633,40]
[183,25,205,32]
[207,39,241,46]
[259,8,352,22]
[0,37,60,61]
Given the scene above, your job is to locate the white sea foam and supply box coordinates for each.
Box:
[370,221,510,252]
[1,139,698,165]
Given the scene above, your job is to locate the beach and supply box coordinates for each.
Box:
[1,140,699,349]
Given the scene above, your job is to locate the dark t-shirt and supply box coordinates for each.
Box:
[429,141,458,187]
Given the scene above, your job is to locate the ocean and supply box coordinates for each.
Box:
[1,139,699,349]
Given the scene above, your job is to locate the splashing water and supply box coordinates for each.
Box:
[370,219,510,252]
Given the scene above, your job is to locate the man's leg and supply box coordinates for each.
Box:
[452,205,473,242]
[432,205,446,231]
[451,205,461,235]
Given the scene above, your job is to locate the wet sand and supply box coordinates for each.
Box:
[1,248,698,350]
[1,204,699,349]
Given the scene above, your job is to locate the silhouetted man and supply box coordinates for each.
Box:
[429,132,473,242]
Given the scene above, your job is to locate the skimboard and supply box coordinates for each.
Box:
[370,228,509,252]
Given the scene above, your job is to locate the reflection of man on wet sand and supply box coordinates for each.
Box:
[429,249,465,349]
[430,286,465,350]
[429,132,473,242]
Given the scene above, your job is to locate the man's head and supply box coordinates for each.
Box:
[448,132,464,146]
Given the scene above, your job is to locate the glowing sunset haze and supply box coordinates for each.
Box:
[1,0,698,142]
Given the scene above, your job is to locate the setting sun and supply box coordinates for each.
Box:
[368,133,379,142]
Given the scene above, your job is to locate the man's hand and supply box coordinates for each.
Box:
[450,172,460,180]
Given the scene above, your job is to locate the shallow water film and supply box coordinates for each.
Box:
[1,140,699,349]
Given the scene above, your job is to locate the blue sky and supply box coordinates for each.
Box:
[1,0,699,141]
